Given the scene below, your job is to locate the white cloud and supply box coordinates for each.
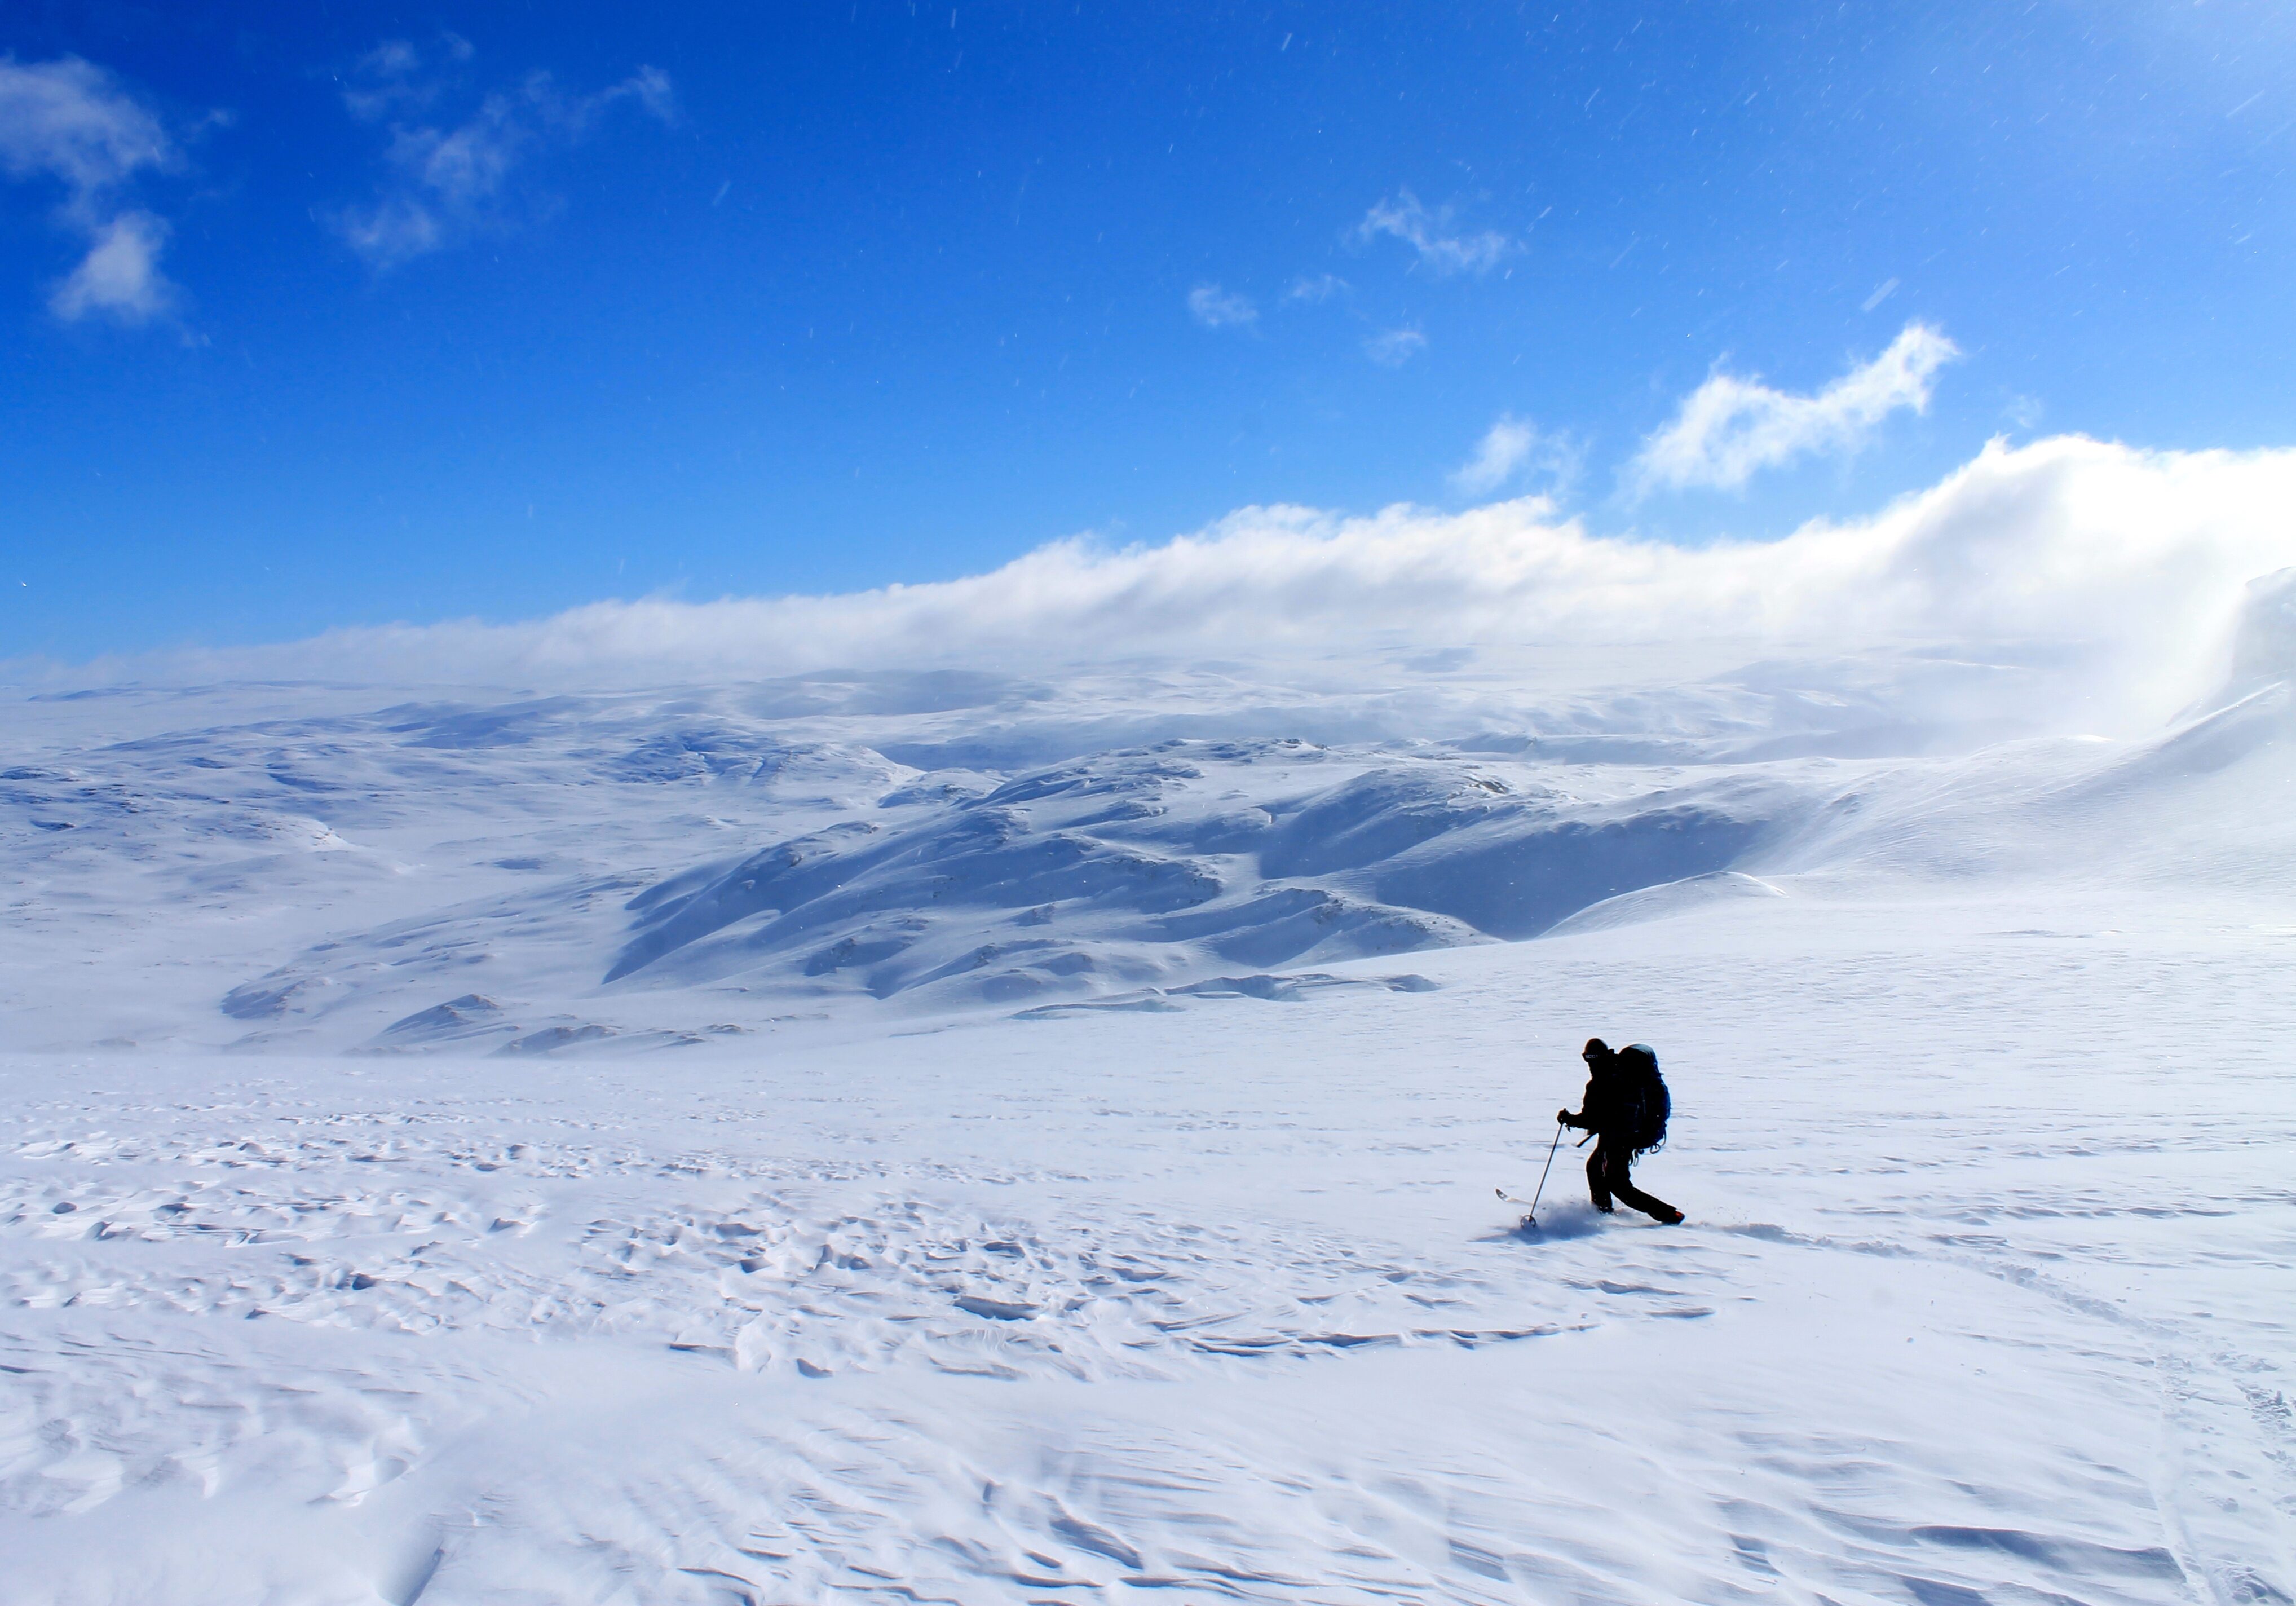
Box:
[1356,190,1509,275]
[35,438,2296,736]
[335,195,443,266]
[1632,322,1961,495]
[1284,273,1348,303]
[342,34,471,121]
[333,50,677,268]
[48,208,174,323]
[0,55,173,194]
[1363,326,1425,367]
[1451,413,1579,497]
[1186,283,1257,329]
[0,55,184,324]
[359,39,428,77]
[608,67,678,125]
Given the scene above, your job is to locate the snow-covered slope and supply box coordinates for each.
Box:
[3,893,2290,1604]
[2,622,2294,1603]
[5,629,2293,1056]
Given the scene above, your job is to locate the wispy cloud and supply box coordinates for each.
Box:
[1284,272,1348,304]
[1451,413,1579,498]
[1631,323,1961,495]
[1356,190,1510,275]
[0,55,185,324]
[1186,283,1257,329]
[45,438,2296,737]
[0,56,171,191]
[341,34,470,122]
[1363,326,1426,367]
[333,41,677,268]
[48,208,174,322]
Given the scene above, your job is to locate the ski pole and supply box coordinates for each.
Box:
[1525,1119,1565,1224]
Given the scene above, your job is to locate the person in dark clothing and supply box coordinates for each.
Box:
[1560,1038,1684,1225]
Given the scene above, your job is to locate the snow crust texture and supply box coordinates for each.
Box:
[3,926,2290,1604]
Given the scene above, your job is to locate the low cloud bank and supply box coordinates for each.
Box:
[22,436,2296,731]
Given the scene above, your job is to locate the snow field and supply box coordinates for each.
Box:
[4,901,2290,1603]
[5,616,2295,1601]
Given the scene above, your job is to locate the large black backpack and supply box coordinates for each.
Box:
[1618,1044,1670,1154]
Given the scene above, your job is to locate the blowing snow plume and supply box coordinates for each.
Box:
[15,436,2296,736]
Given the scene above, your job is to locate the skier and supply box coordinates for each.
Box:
[1560,1038,1684,1225]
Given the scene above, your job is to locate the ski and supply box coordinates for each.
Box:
[1497,1186,1544,1230]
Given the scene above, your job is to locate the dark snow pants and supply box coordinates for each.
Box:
[1588,1142,1675,1222]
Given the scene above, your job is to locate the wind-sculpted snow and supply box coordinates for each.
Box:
[595,744,1800,1009]
[1262,768,1787,939]
[15,701,1802,1043]
[1545,870,1789,936]
[5,629,2296,1053]
[606,803,1229,989]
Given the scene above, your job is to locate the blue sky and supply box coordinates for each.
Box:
[3,2,2291,662]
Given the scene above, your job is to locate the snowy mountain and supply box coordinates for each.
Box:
[6,607,2293,1058]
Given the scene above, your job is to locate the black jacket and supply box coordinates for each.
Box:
[1562,1070,1629,1140]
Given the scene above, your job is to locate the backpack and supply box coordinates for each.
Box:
[1618,1043,1670,1154]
